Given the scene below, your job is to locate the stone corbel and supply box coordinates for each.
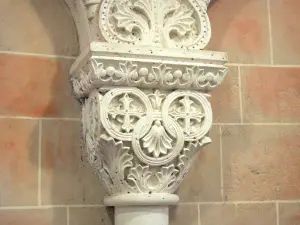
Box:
[65,0,228,224]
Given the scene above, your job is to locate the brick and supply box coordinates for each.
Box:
[41,120,106,205]
[211,66,241,123]
[207,0,270,64]
[236,204,276,225]
[0,54,80,118]
[0,208,67,225]
[279,203,300,225]
[201,203,276,225]
[222,125,300,201]
[69,207,113,225]
[200,204,235,225]
[0,119,38,206]
[270,0,300,64]
[177,126,222,202]
[0,0,78,56]
[170,204,198,225]
[241,67,300,123]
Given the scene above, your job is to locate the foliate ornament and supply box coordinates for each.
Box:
[97,135,133,194]
[127,164,178,193]
[71,58,228,98]
[99,0,211,49]
[82,90,102,169]
[66,0,227,221]
[185,66,228,90]
[148,90,166,110]
[81,87,213,195]
[143,120,172,158]
[170,141,201,192]
[132,114,184,166]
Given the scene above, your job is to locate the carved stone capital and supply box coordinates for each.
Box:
[70,42,227,203]
[65,0,228,224]
[82,87,211,198]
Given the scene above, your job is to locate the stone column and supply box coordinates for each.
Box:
[65,0,228,224]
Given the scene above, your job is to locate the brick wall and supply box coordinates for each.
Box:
[0,0,299,224]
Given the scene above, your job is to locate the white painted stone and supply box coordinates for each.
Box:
[65,0,228,224]
[115,206,169,225]
[104,193,179,206]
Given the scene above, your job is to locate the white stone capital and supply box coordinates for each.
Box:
[65,0,228,224]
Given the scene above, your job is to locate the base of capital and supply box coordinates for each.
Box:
[104,193,179,207]
[115,206,169,225]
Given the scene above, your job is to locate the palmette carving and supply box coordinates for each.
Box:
[142,120,173,157]
[100,0,211,49]
[72,58,228,98]
[83,0,211,49]
[81,87,213,195]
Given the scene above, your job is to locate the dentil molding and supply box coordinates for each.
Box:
[65,0,228,224]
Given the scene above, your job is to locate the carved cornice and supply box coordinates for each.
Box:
[70,43,227,98]
[65,0,228,212]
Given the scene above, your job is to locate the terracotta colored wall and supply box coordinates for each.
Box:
[0,0,299,224]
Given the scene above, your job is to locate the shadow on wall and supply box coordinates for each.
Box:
[23,0,112,224]
[206,0,266,63]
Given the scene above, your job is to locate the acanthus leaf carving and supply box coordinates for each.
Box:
[127,164,178,193]
[155,164,178,192]
[169,137,211,192]
[66,0,227,220]
[170,142,199,192]
[164,4,195,37]
[113,2,149,35]
[127,165,152,192]
[98,135,133,194]
[81,87,217,195]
